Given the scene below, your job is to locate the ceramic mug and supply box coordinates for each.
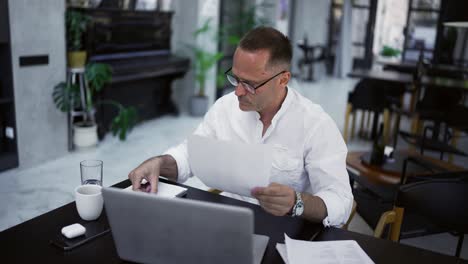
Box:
[75,184,103,221]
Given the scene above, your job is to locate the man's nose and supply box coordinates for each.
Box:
[234,83,247,96]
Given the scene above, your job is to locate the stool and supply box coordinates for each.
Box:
[66,67,89,150]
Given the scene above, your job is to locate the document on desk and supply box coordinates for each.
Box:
[124,181,187,198]
[276,234,374,264]
[188,135,273,197]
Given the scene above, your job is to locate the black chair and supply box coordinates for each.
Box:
[374,176,468,258]
[343,79,406,143]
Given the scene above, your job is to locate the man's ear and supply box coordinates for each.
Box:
[279,71,291,87]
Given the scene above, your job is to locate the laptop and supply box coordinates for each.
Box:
[103,187,269,264]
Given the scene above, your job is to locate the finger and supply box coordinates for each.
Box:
[256,194,292,207]
[258,201,286,216]
[128,171,141,191]
[257,185,290,197]
[149,175,158,193]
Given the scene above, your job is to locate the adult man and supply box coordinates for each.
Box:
[129,27,353,227]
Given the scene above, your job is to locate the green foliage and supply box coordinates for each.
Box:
[52,63,137,141]
[66,10,90,51]
[215,2,272,90]
[52,82,80,112]
[193,47,223,96]
[380,45,401,57]
[110,105,138,140]
[188,18,224,96]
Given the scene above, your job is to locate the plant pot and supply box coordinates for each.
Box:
[67,51,87,68]
[189,95,209,117]
[73,122,98,149]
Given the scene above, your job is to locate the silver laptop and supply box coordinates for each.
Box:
[103,187,269,264]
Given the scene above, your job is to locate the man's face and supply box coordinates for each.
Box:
[231,48,285,113]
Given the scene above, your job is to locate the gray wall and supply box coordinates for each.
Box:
[290,0,330,79]
[171,0,220,114]
[8,0,68,168]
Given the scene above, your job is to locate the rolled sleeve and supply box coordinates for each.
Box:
[163,140,191,183]
[304,117,354,227]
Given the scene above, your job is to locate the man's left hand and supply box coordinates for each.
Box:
[251,182,296,216]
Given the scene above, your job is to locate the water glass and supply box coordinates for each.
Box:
[80,160,103,186]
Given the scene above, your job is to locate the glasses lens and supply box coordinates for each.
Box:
[226,74,238,86]
[242,83,255,94]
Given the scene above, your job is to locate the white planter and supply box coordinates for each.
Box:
[73,123,98,149]
[189,95,209,117]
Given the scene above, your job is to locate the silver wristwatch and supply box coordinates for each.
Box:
[291,191,304,217]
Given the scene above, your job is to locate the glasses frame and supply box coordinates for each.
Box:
[224,67,287,94]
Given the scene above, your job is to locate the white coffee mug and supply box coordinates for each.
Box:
[75,185,104,221]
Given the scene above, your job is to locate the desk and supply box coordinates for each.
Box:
[1,179,465,263]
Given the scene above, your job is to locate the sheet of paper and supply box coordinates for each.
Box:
[124,181,187,198]
[275,243,289,264]
[283,234,374,264]
[188,135,273,197]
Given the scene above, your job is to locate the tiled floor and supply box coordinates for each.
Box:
[0,77,466,259]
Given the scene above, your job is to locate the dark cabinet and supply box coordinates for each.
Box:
[0,0,8,43]
[0,0,19,172]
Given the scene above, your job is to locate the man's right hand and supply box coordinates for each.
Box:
[128,156,163,193]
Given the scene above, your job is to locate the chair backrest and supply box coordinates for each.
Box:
[395,177,468,234]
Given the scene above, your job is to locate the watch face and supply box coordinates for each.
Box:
[296,202,304,216]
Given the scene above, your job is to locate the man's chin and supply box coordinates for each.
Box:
[238,102,252,111]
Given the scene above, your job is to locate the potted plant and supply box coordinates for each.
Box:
[66,10,90,68]
[188,19,223,116]
[53,63,137,148]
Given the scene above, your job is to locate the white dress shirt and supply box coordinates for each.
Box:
[165,87,353,227]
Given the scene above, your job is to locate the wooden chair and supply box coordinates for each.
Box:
[373,177,468,257]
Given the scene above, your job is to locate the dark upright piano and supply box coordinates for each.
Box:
[78,8,190,137]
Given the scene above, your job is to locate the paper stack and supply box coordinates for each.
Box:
[276,234,374,264]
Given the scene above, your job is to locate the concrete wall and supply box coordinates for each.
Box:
[171,0,220,113]
[290,0,330,79]
[8,0,67,169]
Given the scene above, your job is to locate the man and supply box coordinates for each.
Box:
[129,27,353,227]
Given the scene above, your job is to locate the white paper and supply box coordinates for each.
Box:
[275,243,289,264]
[124,181,187,198]
[188,135,273,197]
[280,234,374,264]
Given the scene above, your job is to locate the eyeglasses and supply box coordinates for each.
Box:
[225,67,287,94]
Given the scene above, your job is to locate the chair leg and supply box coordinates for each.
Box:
[374,210,396,239]
[359,111,366,138]
[366,111,372,139]
[383,109,391,146]
[350,110,356,140]
[392,112,401,150]
[389,206,404,242]
[343,103,352,143]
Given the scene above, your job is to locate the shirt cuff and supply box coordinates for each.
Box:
[314,190,348,227]
[163,147,191,183]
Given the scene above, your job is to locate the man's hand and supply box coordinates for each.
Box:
[251,182,296,216]
[128,157,163,193]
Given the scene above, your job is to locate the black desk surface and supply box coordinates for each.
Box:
[1,179,465,263]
